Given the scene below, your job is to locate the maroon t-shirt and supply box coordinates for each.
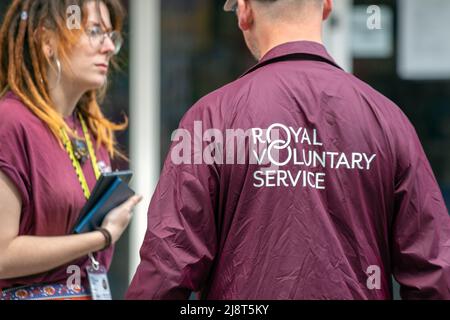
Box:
[0,91,114,290]
[127,41,450,300]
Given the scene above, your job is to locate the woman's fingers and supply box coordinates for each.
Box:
[128,196,143,211]
[122,195,143,212]
[102,195,143,243]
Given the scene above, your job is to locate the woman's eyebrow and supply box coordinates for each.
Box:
[87,21,113,31]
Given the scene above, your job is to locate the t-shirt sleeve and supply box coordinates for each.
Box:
[0,111,31,212]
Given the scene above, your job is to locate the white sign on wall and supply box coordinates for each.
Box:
[398,0,450,80]
[352,5,393,59]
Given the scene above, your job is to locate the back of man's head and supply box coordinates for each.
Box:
[252,0,324,19]
[226,0,332,60]
[226,0,324,18]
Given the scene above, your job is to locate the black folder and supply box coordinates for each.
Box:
[73,171,135,234]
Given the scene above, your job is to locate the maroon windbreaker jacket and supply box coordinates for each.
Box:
[126,41,450,300]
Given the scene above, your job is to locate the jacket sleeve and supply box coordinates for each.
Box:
[126,106,220,300]
[391,117,450,299]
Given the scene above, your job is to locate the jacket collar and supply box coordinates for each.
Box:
[241,40,341,77]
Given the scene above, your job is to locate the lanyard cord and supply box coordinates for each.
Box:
[62,112,101,200]
[62,112,103,268]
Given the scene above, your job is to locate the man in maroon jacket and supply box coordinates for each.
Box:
[127,0,450,299]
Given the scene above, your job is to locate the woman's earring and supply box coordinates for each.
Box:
[49,57,61,90]
[55,57,61,86]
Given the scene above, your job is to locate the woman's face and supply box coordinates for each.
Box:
[63,1,117,92]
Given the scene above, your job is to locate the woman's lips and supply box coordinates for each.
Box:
[95,64,109,72]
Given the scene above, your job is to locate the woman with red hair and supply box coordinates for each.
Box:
[0,0,141,300]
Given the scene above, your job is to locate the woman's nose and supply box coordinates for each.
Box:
[101,35,116,55]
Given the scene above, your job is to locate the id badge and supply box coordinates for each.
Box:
[86,265,112,300]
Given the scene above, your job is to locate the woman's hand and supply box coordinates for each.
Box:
[101,195,143,244]
[0,171,142,279]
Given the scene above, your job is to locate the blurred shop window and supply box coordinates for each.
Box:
[161,0,254,161]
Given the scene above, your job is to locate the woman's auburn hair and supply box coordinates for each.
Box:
[0,0,128,158]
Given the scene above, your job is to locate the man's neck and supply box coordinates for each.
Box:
[257,23,323,60]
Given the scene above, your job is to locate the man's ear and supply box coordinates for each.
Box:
[322,0,333,21]
[237,0,254,31]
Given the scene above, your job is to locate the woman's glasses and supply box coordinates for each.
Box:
[85,25,123,55]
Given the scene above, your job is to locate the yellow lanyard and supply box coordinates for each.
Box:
[62,113,101,200]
